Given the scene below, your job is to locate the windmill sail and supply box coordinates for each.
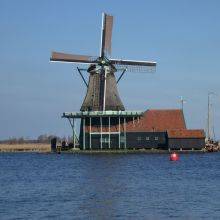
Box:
[110,59,156,73]
[100,13,113,57]
[50,52,97,64]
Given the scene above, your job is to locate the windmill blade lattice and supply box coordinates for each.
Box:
[110,59,156,73]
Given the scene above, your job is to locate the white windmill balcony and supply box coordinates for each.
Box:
[62,110,144,118]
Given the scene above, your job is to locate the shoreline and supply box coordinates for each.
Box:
[64,148,208,154]
[1,144,219,154]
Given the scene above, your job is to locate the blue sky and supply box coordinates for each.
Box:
[0,0,220,139]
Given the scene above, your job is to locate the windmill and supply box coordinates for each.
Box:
[50,13,156,112]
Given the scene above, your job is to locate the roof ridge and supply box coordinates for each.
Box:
[146,109,182,111]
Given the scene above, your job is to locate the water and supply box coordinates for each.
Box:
[0,153,220,220]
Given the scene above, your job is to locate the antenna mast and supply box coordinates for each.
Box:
[179,96,186,112]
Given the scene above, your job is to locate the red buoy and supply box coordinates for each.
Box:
[170,152,179,161]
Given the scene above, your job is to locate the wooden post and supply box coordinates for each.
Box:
[124,117,126,149]
[83,118,85,150]
[73,118,75,149]
[109,116,111,149]
[100,117,102,150]
[119,117,121,149]
[89,117,92,149]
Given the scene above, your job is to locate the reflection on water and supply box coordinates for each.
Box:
[0,153,220,219]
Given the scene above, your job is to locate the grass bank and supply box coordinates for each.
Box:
[0,143,51,152]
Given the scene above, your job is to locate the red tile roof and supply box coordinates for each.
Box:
[167,129,205,138]
[84,109,205,139]
[126,109,186,132]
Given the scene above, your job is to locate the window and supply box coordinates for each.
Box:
[120,136,126,143]
[100,137,109,143]
[155,137,159,141]
[146,137,150,141]
[137,136,142,141]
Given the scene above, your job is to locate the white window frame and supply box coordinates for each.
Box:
[137,136,142,141]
